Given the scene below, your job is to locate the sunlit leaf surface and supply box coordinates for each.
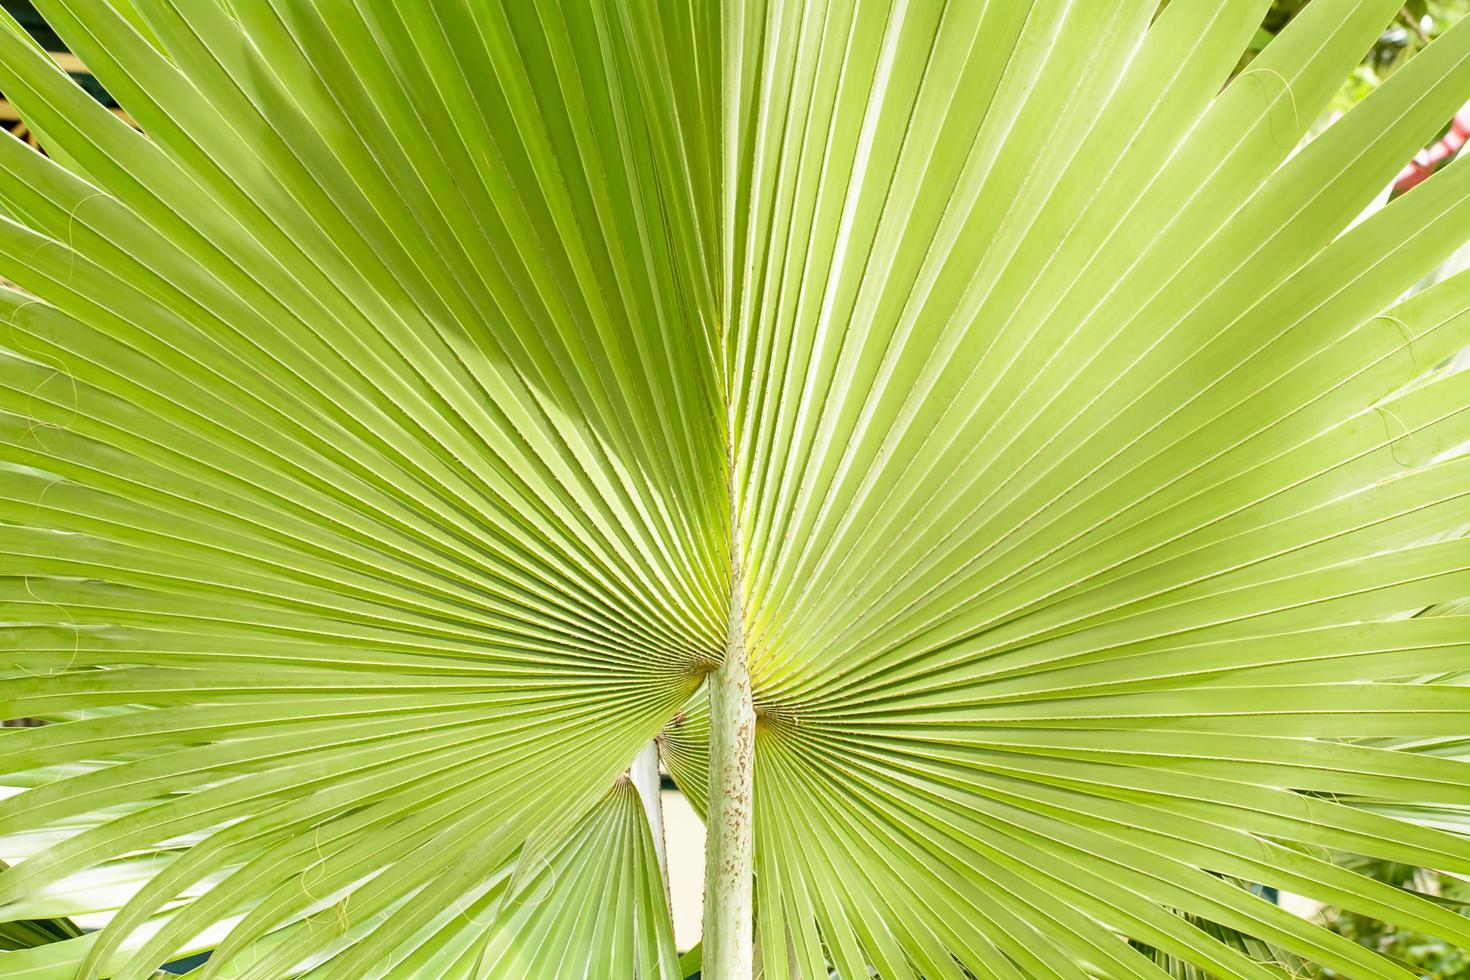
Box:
[2,1,1470,977]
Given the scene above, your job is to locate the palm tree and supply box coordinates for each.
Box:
[3,0,1470,977]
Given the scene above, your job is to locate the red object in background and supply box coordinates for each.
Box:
[1393,102,1470,194]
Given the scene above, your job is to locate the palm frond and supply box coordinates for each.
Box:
[1,0,1470,977]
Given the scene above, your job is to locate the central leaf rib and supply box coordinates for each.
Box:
[702,431,756,979]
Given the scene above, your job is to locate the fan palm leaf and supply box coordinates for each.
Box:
[2,0,1470,977]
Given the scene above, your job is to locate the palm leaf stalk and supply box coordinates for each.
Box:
[1,1,1470,978]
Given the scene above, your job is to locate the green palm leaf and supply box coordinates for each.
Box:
[2,1,1470,977]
